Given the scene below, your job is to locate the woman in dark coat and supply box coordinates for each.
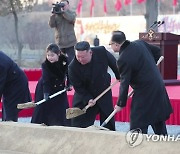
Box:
[31,44,70,126]
[110,31,173,135]
[0,51,31,122]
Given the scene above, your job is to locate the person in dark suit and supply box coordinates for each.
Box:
[31,44,70,126]
[68,41,120,130]
[110,31,173,135]
[0,51,31,122]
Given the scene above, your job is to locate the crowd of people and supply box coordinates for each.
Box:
[0,0,173,135]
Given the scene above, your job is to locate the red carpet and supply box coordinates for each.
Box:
[0,70,179,125]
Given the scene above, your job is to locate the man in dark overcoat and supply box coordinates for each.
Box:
[68,41,120,130]
[0,51,31,121]
[110,31,173,135]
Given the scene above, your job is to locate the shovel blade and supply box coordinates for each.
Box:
[66,107,86,119]
[87,125,109,131]
[17,102,36,109]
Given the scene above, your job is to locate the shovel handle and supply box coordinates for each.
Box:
[101,109,118,127]
[94,80,119,102]
[83,80,119,111]
[101,90,133,127]
[83,103,92,111]
[157,56,164,66]
[36,88,67,105]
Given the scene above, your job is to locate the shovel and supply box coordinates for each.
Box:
[100,91,133,128]
[17,88,68,109]
[86,90,133,131]
[66,80,119,119]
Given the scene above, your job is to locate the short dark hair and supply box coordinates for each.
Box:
[111,31,126,44]
[46,43,60,55]
[75,41,90,51]
[60,0,69,4]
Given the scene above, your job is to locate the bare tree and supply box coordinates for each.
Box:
[0,0,35,66]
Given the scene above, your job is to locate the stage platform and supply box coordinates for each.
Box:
[0,69,180,125]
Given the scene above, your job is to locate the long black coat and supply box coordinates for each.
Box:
[68,46,120,128]
[116,40,173,129]
[0,51,31,121]
[31,54,70,126]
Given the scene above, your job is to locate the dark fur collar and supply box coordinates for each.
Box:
[119,40,131,55]
[44,54,68,77]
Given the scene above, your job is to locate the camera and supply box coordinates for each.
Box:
[52,2,65,14]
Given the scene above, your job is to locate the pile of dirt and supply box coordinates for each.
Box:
[0,122,179,154]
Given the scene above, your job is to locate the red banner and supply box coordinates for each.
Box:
[104,0,107,13]
[124,0,131,5]
[173,0,178,6]
[137,0,146,3]
[76,0,83,15]
[115,0,122,11]
[90,0,95,16]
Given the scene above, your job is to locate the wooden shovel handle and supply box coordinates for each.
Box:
[84,80,119,111]
[101,88,134,127]
[94,80,119,102]
[101,109,118,127]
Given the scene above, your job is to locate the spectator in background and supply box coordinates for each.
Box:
[31,44,70,126]
[93,35,100,46]
[0,51,31,122]
[110,30,173,135]
[68,41,120,130]
[49,0,77,63]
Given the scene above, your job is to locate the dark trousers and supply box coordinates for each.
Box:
[61,46,75,64]
[71,104,116,131]
[131,121,168,135]
[2,105,18,122]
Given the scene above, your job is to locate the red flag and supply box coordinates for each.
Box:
[76,0,83,15]
[137,0,146,3]
[115,0,122,11]
[173,0,178,6]
[90,0,95,16]
[104,0,107,13]
[124,0,131,5]
[76,20,84,35]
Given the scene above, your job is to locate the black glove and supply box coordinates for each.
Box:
[44,93,50,101]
